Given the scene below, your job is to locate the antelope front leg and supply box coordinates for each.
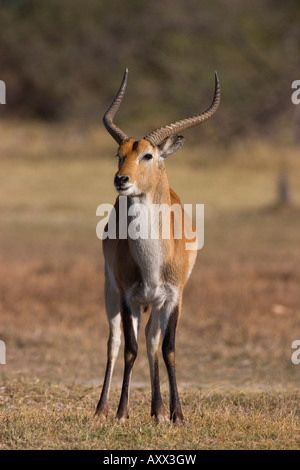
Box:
[95,315,121,418]
[116,300,139,421]
[95,281,121,419]
[145,309,167,423]
[162,303,184,423]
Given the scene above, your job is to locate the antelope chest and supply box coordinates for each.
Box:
[126,237,178,311]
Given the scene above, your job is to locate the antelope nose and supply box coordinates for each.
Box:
[114,175,129,187]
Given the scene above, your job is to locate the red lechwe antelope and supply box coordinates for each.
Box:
[95,69,220,423]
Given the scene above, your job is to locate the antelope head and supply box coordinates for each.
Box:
[103,68,220,197]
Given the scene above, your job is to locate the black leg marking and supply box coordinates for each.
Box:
[145,311,167,423]
[162,305,184,423]
[151,353,166,421]
[116,300,138,420]
[95,331,114,418]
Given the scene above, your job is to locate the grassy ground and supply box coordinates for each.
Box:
[1,121,300,449]
[1,380,299,450]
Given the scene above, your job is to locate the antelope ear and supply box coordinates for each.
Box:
[158,135,185,158]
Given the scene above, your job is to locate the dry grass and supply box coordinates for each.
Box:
[0,381,299,450]
[1,121,300,449]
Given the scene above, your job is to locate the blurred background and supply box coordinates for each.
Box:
[0,0,300,140]
[1,0,300,394]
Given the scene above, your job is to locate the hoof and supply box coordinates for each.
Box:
[151,402,168,424]
[116,407,129,422]
[155,413,169,424]
[171,410,184,424]
[94,402,109,420]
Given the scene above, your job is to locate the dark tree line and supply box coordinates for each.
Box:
[0,0,299,141]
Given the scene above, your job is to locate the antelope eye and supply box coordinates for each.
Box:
[143,153,153,161]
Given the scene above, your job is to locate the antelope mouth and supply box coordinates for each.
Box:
[115,184,134,195]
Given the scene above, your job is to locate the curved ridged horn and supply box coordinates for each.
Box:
[144,72,220,146]
[103,68,129,144]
